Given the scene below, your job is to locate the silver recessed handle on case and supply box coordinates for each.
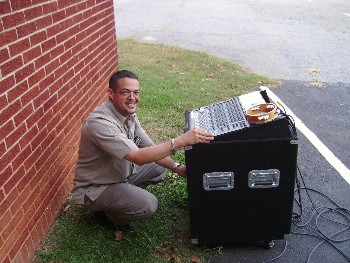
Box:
[248,169,280,188]
[203,172,234,191]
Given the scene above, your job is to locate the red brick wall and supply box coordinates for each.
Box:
[0,0,118,262]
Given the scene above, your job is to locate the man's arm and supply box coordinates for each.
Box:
[124,128,214,166]
[155,156,186,178]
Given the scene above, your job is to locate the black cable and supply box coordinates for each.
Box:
[311,209,350,262]
[291,166,350,262]
[292,166,320,226]
[291,229,350,263]
[292,171,303,222]
[258,101,349,262]
[276,106,297,135]
[261,239,289,263]
[294,207,350,262]
[315,207,350,242]
[260,167,349,263]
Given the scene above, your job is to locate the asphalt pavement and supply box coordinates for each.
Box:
[114,1,350,262]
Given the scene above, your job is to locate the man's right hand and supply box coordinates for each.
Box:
[177,128,214,147]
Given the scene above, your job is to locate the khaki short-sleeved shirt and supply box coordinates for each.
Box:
[72,101,154,204]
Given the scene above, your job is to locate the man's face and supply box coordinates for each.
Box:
[108,77,141,117]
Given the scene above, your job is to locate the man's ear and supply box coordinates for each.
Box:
[108,88,114,100]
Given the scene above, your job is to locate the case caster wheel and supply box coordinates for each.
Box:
[263,240,274,249]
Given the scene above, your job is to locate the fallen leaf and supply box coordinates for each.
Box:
[307,68,320,74]
[169,255,177,261]
[114,230,123,241]
[191,257,200,262]
[307,82,326,88]
[62,205,70,214]
[216,245,224,254]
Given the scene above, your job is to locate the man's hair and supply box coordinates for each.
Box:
[109,70,139,91]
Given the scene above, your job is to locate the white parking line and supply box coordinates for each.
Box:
[260,87,350,185]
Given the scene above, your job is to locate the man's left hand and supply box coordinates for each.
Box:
[175,165,186,178]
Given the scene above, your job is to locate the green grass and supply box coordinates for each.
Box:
[33,39,277,262]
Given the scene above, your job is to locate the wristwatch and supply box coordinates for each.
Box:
[172,162,181,172]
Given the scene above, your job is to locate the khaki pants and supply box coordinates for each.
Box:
[82,163,166,226]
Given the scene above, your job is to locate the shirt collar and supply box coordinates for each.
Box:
[104,100,136,124]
